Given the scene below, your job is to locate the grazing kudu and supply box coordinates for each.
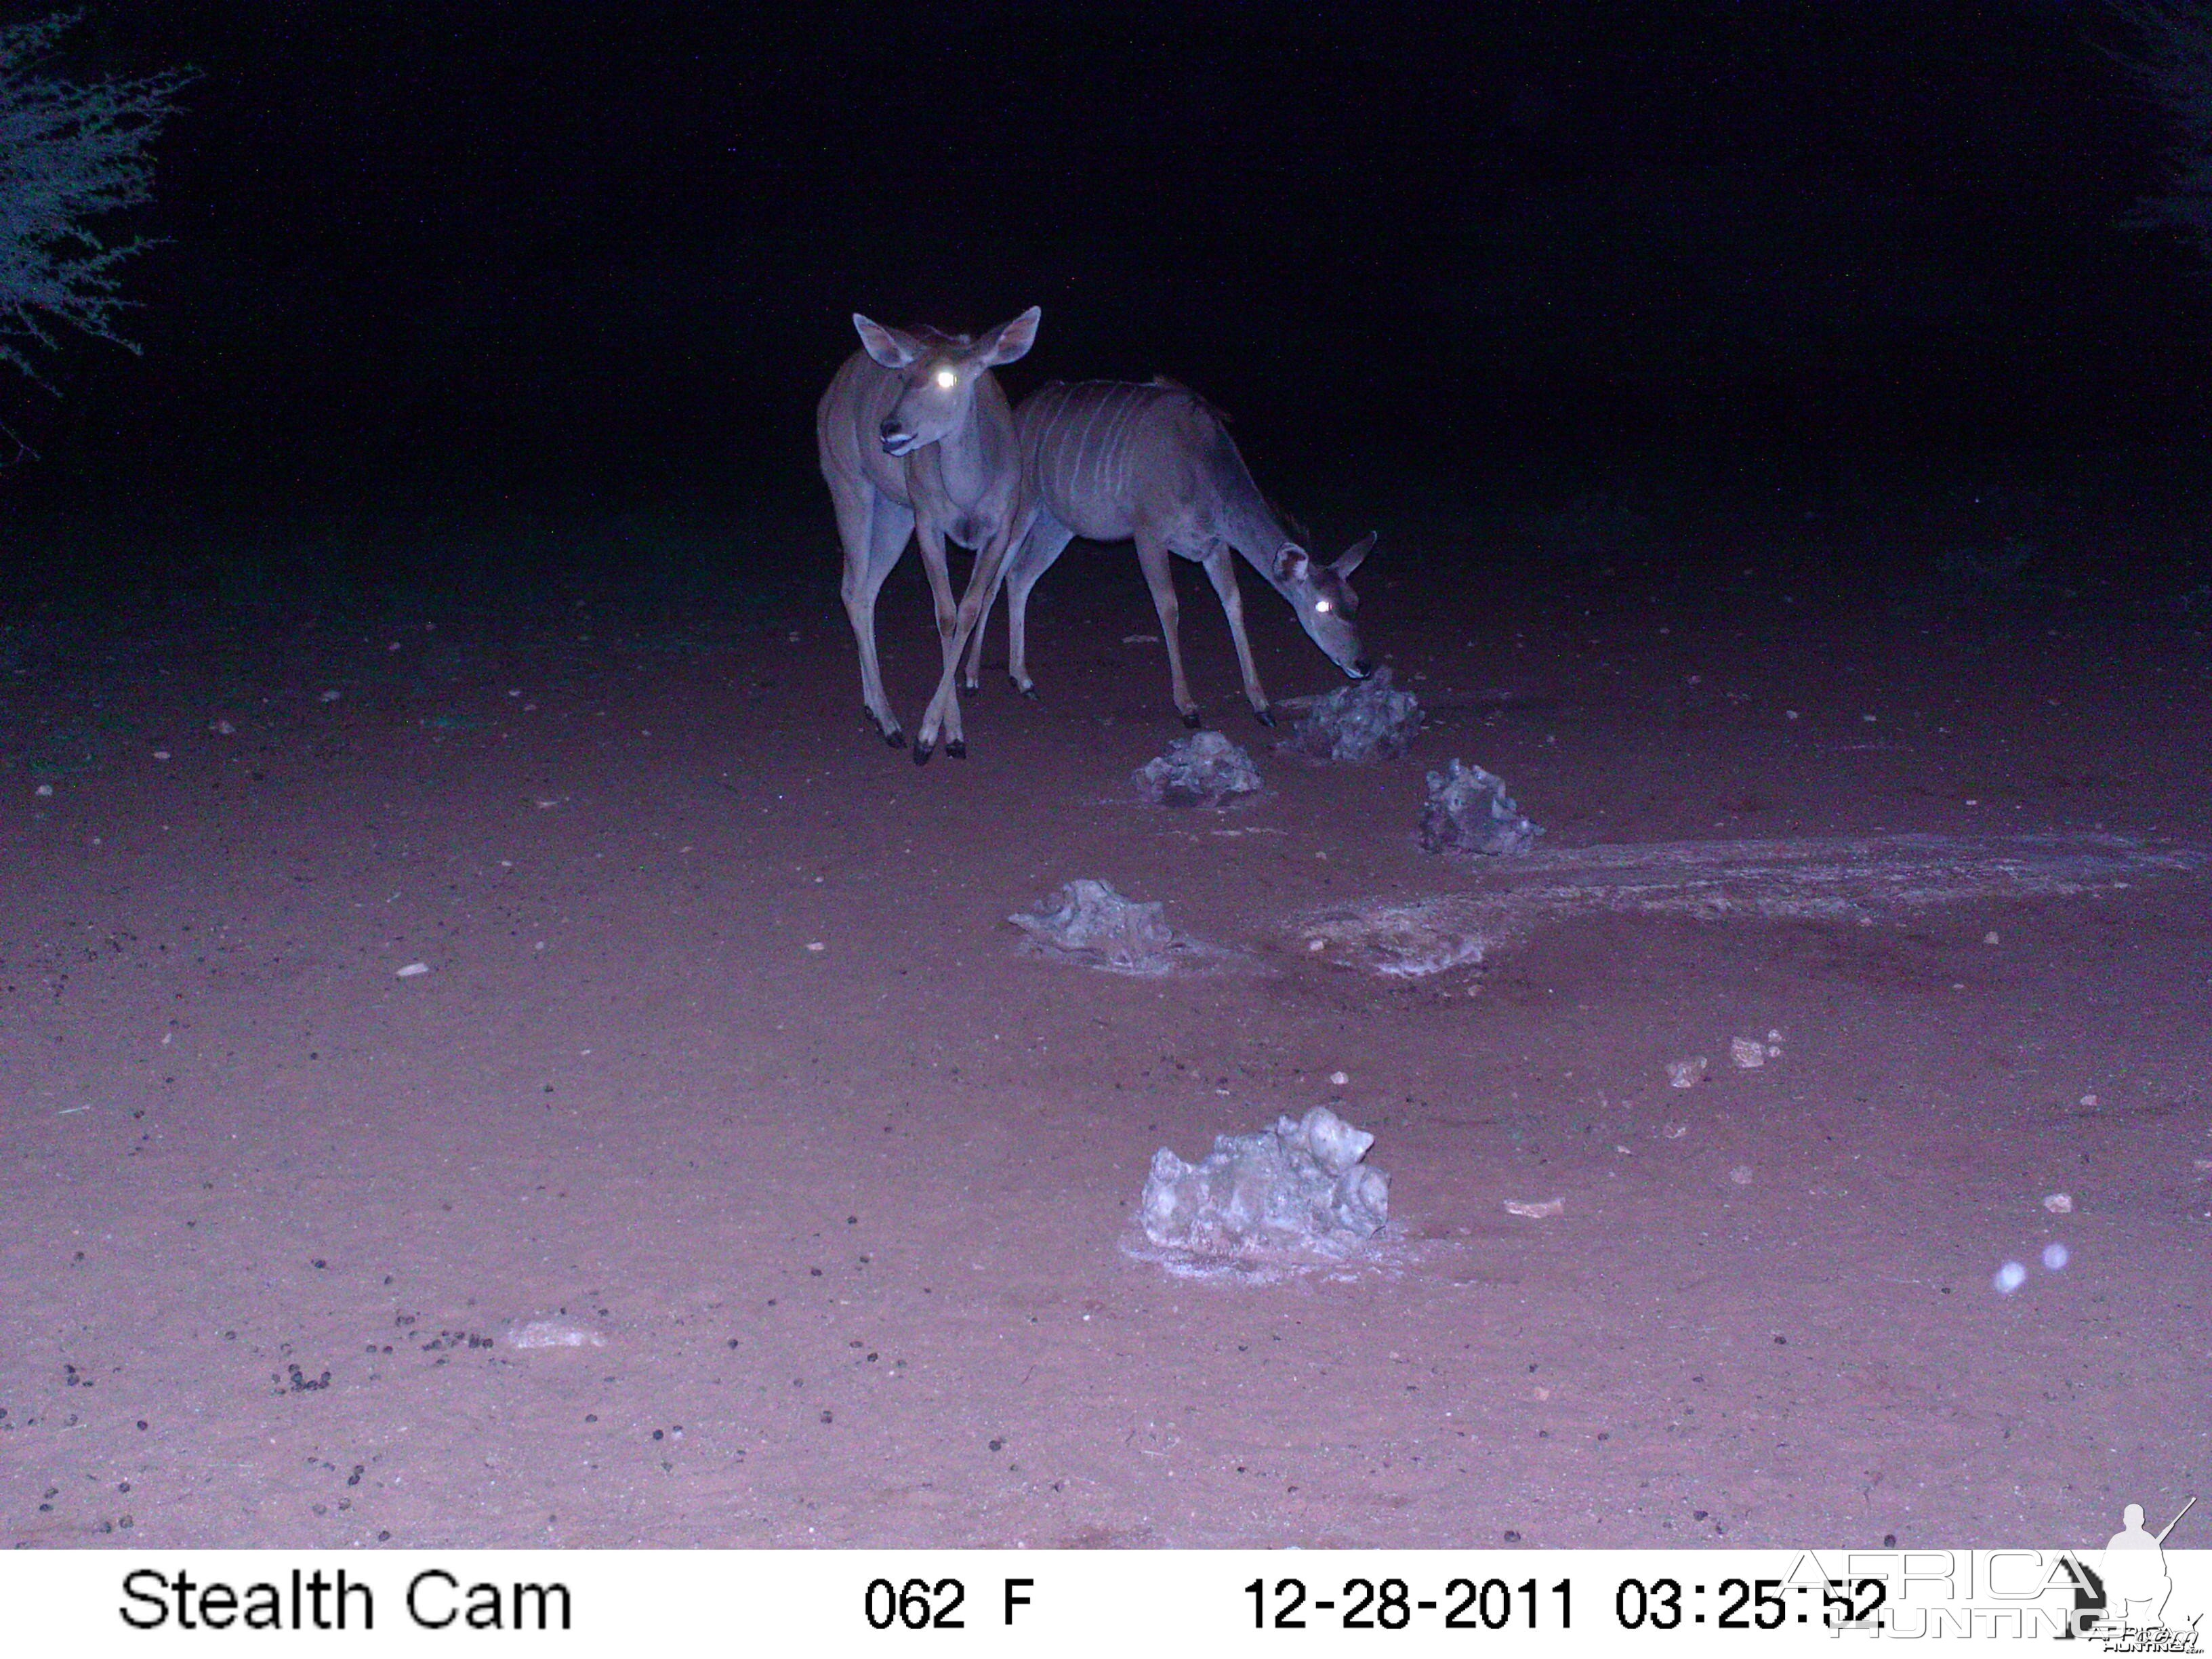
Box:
[815,306,1040,757]
[922,378,1374,753]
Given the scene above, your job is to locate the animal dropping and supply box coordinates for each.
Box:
[1418,758,1540,855]
[1133,729,1262,808]
[1009,879,1211,975]
[1141,1105,1390,1256]
[1284,664,1423,763]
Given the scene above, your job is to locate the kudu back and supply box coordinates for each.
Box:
[815,306,1039,757]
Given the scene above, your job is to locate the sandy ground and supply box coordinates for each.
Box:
[2,522,2207,1550]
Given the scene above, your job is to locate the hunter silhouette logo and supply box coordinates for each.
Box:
[2081,1496,2200,1645]
[2106,1498,2195,1626]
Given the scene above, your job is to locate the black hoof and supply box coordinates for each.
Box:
[1017,684,1039,701]
[947,739,967,760]
[912,742,933,766]
[1254,707,1277,729]
[1181,710,1203,729]
[961,679,981,697]
[885,730,906,749]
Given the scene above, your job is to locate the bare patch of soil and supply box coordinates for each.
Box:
[2,539,2207,1550]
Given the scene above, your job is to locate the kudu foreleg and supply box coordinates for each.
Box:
[1201,545,1273,725]
[914,523,1023,764]
[1135,532,1199,726]
[960,550,1012,695]
[915,520,960,672]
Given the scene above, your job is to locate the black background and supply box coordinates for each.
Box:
[8,1,2208,576]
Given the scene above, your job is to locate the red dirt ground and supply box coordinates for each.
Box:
[3,534,2207,1549]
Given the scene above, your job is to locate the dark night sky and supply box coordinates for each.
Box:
[12,0,2209,516]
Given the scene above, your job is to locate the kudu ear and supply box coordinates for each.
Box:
[853,314,920,369]
[1273,544,1313,586]
[982,306,1042,367]
[1332,532,1377,579]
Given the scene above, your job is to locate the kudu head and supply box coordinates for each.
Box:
[1273,533,1377,678]
[852,307,1042,457]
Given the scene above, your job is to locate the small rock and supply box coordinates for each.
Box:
[2042,1193,2074,1214]
[1504,1197,1563,1219]
[1727,1164,1755,1185]
[395,962,430,979]
[508,1320,605,1350]
[1666,1057,1708,1089]
[1729,1037,1767,1069]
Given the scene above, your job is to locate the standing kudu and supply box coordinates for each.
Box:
[815,306,1040,758]
[921,377,1374,755]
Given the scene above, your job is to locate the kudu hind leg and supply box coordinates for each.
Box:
[838,491,914,745]
[1004,518,1076,695]
[1201,544,1273,725]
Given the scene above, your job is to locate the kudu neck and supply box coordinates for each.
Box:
[931,380,1003,505]
[1218,481,1297,595]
